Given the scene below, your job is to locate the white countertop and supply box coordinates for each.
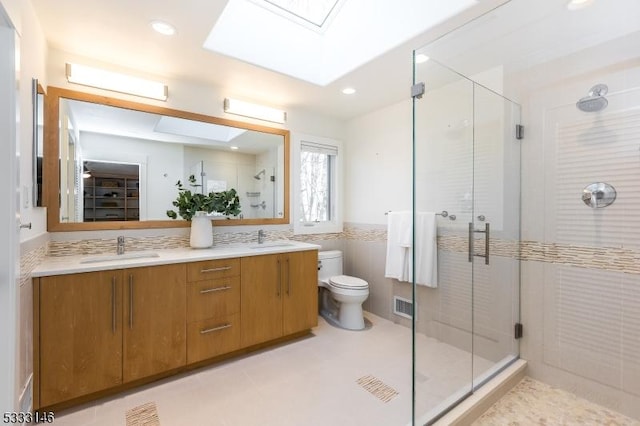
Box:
[32,241,321,277]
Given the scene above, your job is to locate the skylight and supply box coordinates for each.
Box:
[204,0,477,86]
[254,0,345,30]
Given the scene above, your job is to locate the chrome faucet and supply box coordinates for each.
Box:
[117,236,125,255]
[258,229,266,244]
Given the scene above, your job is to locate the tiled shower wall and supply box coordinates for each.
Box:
[519,59,640,419]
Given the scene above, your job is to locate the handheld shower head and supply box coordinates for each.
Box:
[253,169,266,180]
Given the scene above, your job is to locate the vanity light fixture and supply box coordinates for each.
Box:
[65,63,168,101]
[223,98,286,124]
[341,87,356,95]
[230,146,239,150]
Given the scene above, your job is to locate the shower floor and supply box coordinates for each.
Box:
[51,312,494,426]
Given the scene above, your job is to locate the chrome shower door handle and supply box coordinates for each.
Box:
[469,222,490,265]
[483,223,490,265]
[468,222,474,263]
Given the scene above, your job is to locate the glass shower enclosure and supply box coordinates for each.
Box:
[412,54,522,424]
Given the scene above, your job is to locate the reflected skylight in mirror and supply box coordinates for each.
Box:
[155,116,247,142]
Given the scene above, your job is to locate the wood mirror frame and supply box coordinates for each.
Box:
[44,86,290,231]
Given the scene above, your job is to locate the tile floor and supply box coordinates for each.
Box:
[474,376,640,426]
[51,313,489,426]
[47,312,640,425]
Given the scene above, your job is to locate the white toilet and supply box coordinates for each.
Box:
[318,250,370,330]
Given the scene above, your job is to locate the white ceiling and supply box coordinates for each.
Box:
[31,0,638,121]
[30,0,506,120]
[203,0,475,86]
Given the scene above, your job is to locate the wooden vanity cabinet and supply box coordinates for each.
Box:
[35,263,186,407]
[241,250,318,347]
[186,258,241,363]
[282,250,319,335]
[37,270,123,407]
[34,249,317,410]
[123,264,187,382]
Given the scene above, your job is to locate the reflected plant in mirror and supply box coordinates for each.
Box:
[167,174,241,220]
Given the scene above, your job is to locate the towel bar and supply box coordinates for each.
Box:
[384,210,456,220]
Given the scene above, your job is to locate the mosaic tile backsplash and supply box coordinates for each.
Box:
[44,224,639,274]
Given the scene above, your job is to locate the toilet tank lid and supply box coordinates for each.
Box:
[319,250,342,260]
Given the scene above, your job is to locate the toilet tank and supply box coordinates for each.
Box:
[318,250,343,281]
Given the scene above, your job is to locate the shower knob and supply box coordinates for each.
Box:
[582,182,616,209]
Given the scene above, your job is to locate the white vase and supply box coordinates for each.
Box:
[190,211,213,248]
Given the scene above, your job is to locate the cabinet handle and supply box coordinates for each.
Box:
[111,276,116,334]
[286,257,291,296]
[200,266,232,273]
[277,259,281,297]
[128,274,134,329]
[200,323,232,334]
[200,285,231,294]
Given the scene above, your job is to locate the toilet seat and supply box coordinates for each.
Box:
[328,275,368,291]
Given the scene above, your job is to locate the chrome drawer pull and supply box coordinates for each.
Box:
[200,266,232,273]
[199,286,231,294]
[200,324,232,334]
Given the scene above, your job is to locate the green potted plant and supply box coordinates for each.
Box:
[167,175,241,248]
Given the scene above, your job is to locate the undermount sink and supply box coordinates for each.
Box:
[80,251,160,264]
[248,242,295,249]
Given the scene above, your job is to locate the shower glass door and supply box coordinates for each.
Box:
[412,55,521,424]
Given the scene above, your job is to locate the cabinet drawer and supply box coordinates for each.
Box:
[187,313,240,364]
[187,277,240,323]
[187,258,240,282]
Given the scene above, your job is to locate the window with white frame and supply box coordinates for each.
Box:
[294,134,342,234]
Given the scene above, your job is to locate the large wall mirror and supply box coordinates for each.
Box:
[44,86,290,231]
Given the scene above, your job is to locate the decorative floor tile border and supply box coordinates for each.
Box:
[125,402,160,426]
[356,375,399,403]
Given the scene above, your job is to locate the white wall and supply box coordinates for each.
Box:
[344,99,412,225]
[15,0,47,240]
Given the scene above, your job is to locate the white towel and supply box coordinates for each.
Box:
[385,211,438,287]
[385,211,412,281]
[413,212,438,288]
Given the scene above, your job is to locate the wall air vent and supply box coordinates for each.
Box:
[393,296,414,320]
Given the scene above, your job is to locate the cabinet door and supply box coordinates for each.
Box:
[123,264,186,382]
[283,250,319,335]
[39,271,122,406]
[241,254,283,347]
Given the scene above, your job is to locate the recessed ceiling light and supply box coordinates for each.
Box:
[150,20,176,36]
[341,87,356,95]
[230,146,239,150]
[415,54,430,64]
[566,0,594,10]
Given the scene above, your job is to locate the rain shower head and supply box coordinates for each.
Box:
[576,84,608,112]
[253,169,266,180]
